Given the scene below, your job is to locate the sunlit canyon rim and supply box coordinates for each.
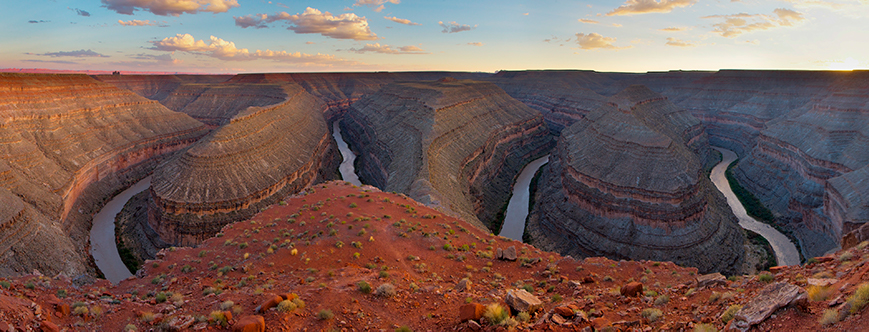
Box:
[1,70,869,331]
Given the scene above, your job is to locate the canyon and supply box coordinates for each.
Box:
[0,69,866,288]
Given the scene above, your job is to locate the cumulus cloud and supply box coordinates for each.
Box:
[234,8,378,40]
[150,33,356,66]
[347,43,428,54]
[703,8,806,37]
[353,0,399,12]
[118,19,161,26]
[607,0,696,16]
[578,18,600,24]
[70,8,91,17]
[439,21,476,33]
[575,33,631,50]
[665,37,696,47]
[129,53,181,64]
[101,0,239,16]
[467,42,484,46]
[384,16,421,25]
[37,49,110,58]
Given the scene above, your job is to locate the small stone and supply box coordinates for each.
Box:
[620,282,643,297]
[165,315,195,331]
[554,306,574,317]
[232,315,265,332]
[40,321,59,332]
[500,246,518,261]
[56,303,70,318]
[733,282,806,329]
[696,273,727,289]
[496,248,503,260]
[456,279,472,292]
[255,295,283,313]
[551,313,567,325]
[506,289,543,312]
[466,320,482,331]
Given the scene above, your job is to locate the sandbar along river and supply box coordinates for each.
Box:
[90,176,151,284]
[333,122,362,186]
[709,147,800,266]
[499,155,550,241]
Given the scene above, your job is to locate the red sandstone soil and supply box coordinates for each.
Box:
[1,181,868,331]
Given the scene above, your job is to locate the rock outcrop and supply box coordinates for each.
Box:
[148,84,340,245]
[342,78,552,230]
[526,85,745,274]
[93,74,232,101]
[0,73,208,277]
[159,83,289,127]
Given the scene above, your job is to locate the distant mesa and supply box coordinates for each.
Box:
[526,85,745,274]
[342,78,553,231]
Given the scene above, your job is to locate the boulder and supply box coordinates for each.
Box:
[39,321,59,332]
[165,315,195,331]
[496,248,504,260]
[456,278,472,292]
[696,273,727,289]
[807,278,838,287]
[732,282,806,330]
[620,282,643,297]
[554,306,575,318]
[501,246,518,261]
[506,289,543,313]
[551,313,567,325]
[255,295,283,313]
[458,303,486,322]
[232,315,265,332]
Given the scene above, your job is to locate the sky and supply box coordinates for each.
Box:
[1,0,867,74]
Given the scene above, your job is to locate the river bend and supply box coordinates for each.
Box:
[499,155,550,241]
[90,176,151,284]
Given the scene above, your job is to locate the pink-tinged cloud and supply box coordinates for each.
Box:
[606,0,697,16]
[575,33,632,50]
[467,42,483,46]
[438,21,476,33]
[150,33,359,67]
[659,26,689,31]
[234,8,378,41]
[665,37,696,47]
[578,18,600,24]
[348,43,428,54]
[353,0,399,12]
[119,19,156,26]
[101,0,239,16]
[703,8,805,37]
[384,16,421,25]
[37,49,110,57]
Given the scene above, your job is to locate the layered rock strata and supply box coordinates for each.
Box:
[159,83,289,127]
[149,84,340,245]
[0,73,209,277]
[93,75,232,101]
[342,78,553,230]
[526,85,745,274]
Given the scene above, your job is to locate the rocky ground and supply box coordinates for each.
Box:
[0,181,867,331]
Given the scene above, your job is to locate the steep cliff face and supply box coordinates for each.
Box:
[526,85,744,274]
[159,83,289,126]
[342,78,553,230]
[93,75,232,101]
[148,84,340,245]
[0,73,209,277]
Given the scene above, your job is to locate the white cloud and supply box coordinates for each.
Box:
[607,0,696,16]
[101,0,238,16]
[347,43,428,54]
[150,33,358,66]
[353,0,399,12]
[118,19,159,26]
[234,8,378,40]
[659,26,689,31]
[578,18,600,24]
[703,8,806,37]
[438,21,477,33]
[575,33,632,50]
[665,37,696,47]
[384,16,421,25]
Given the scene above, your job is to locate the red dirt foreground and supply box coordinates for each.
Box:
[1,180,869,331]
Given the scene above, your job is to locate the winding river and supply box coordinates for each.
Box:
[332,122,362,186]
[709,147,800,266]
[90,176,151,284]
[499,155,550,241]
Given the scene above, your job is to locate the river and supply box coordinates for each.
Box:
[709,147,800,266]
[332,122,362,186]
[499,155,550,241]
[90,176,151,284]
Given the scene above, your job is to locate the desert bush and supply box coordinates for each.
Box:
[318,309,334,320]
[641,308,662,323]
[807,285,832,301]
[140,311,156,323]
[210,311,228,326]
[655,295,670,306]
[848,283,869,314]
[820,308,839,326]
[757,272,774,283]
[277,299,297,313]
[484,303,509,325]
[358,280,372,294]
[220,300,235,310]
[376,283,397,297]
[693,323,718,332]
[155,292,168,303]
[720,305,742,323]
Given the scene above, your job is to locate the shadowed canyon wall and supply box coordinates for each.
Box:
[526,85,745,274]
[342,78,553,231]
[0,73,209,276]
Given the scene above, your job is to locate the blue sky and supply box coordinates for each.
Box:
[1,0,867,73]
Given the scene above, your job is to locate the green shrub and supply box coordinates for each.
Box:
[155,292,168,303]
[395,326,412,332]
[757,272,774,283]
[720,305,742,323]
[318,309,334,320]
[358,281,372,294]
[654,295,670,306]
[277,299,297,313]
[848,283,869,314]
[0,281,9,289]
[220,300,235,310]
[484,303,509,325]
[819,308,839,326]
[693,323,718,332]
[641,308,663,323]
[376,283,396,298]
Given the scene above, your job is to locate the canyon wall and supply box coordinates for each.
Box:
[148,84,341,245]
[159,83,289,127]
[342,78,553,231]
[93,74,232,101]
[0,73,209,277]
[526,85,745,274]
